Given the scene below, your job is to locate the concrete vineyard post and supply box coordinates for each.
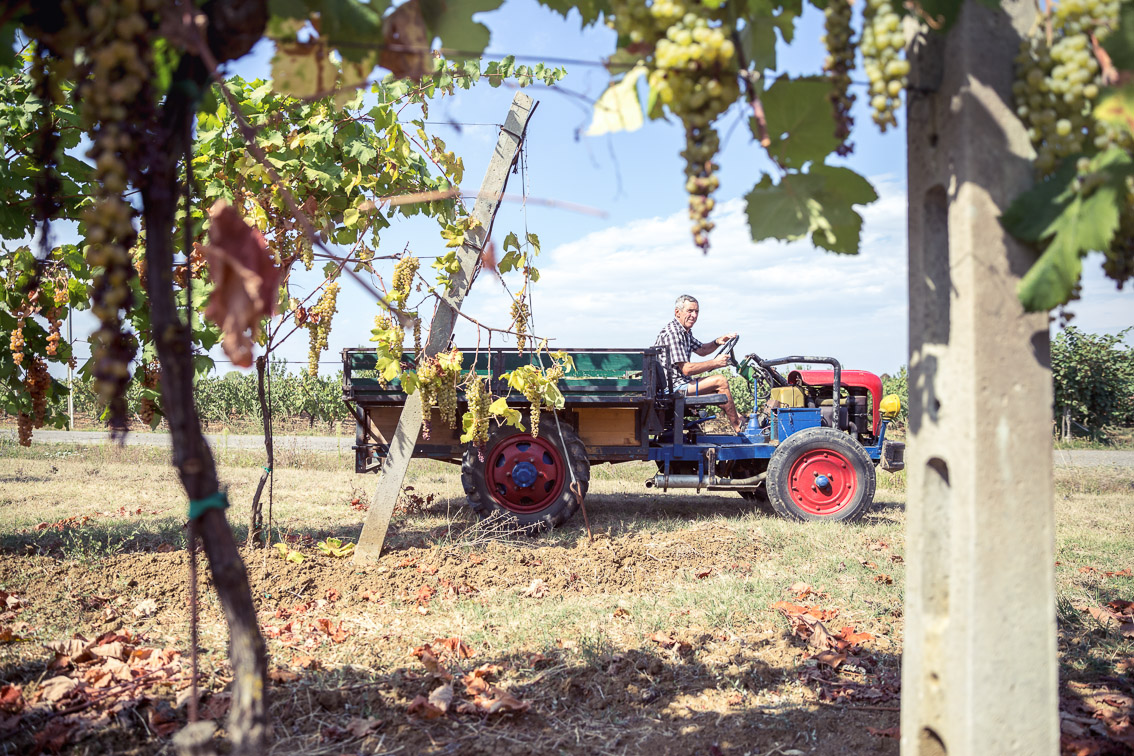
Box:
[902,1,1058,754]
[354,92,537,561]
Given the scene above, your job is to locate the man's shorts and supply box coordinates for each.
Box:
[676,379,700,395]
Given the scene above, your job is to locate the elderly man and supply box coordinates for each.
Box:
[654,294,745,433]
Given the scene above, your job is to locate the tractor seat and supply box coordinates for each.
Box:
[680,393,729,406]
[650,359,728,406]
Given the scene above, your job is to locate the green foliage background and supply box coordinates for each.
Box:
[1051,326,1134,439]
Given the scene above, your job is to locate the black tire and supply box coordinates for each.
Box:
[766,427,876,522]
[461,416,589,535]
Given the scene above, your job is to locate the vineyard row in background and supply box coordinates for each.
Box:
[5,324,1132,443]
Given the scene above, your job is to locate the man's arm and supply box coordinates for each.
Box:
[693,332,738,357]
[676,354,730,377]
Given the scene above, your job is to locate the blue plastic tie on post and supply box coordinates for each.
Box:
[262,466,272,473]
[188,491,229,520]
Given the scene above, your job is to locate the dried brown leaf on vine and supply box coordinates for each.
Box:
[379,0,431,81]
[201,200,282,368]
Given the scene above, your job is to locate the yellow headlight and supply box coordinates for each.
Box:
[880,394,901,419]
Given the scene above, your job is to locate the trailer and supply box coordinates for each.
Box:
[342,339,904,532]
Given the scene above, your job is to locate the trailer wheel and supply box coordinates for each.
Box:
[461,417,589,535]
[766,427,876,522]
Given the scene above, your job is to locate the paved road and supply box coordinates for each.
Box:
[4,429,1133,468]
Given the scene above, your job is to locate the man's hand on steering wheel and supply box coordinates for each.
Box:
[714,333,740,369]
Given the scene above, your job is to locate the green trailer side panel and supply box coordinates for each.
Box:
[344,348,652,399]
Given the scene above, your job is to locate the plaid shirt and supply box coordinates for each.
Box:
[654,318,703,391]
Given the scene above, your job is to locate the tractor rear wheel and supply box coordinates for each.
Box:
[461,417,589,535]
[766,427,875,522]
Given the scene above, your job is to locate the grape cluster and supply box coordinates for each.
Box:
[65,0,160,432]
[1014,1,1122,176]
[16,413,32,447]
[412,317,422,359]
[306,282,339,376]
[437,349,462,430]
[392,254,419,298]
[822,0,857,154]
[416,349,463,438]
[465,376,490,448]
[861,0,909,131]
[611,0,739,252]
[26,356,50,430]
[522,379,542,438]
[417,356,439,439]
[45,306,62,357]
[9,310,25,367]
[510,297,530,353]
[1013,0,1132,289]
[139,360,160,427]
[47,279,67,357]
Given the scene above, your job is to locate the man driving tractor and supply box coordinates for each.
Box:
[654,294,746,433]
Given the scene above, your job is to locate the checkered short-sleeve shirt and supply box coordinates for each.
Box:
[654,318,703,391]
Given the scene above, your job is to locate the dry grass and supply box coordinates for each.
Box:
[0,442,1131,755]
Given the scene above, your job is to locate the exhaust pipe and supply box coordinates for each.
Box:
[645,471,767,491]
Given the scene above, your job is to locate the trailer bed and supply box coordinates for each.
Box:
[342,347,665,472]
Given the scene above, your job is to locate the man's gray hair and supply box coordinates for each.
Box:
[675,294,698,309]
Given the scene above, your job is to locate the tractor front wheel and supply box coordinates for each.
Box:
[766,427,876,522]
[461,417,589,535]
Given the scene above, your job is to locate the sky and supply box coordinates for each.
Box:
[51,0,1134,377]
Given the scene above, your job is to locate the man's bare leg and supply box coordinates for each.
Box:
[686,374,743,432]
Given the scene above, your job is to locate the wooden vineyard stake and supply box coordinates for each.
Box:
[354,92,537,561]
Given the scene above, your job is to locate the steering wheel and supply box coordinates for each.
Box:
[714,334,740,369]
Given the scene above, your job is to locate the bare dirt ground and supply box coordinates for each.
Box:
[0,447,1131,756]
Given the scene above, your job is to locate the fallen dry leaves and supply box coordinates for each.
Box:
[773,602,896,705]
[522,579,548,598]
[407,640,531,719]
[1080,599,1134,638]
[2,628,191,746]
[1061,680,1134,754]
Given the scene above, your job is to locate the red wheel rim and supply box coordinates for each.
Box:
[787,448,858,516]
[485,434,566,514]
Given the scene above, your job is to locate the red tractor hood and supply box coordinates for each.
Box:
[788,369,883,434]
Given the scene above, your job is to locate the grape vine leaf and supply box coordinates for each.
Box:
[745,165,877,254]
[271,41,333,99]
[738,21,777,71]
[761,77,839,168]
[533,0,611,27]
[0,23,17,69]
[587,65,647,136]
[1103,0,1134,72]
[1094,83,1134,141]
[420,0,505,57]
[1001,149,1130,311]
[380,0,431,80]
